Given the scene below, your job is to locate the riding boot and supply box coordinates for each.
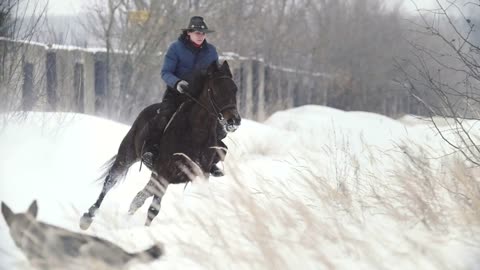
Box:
[143,115,171,157]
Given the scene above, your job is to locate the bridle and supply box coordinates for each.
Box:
[182,75,237,124]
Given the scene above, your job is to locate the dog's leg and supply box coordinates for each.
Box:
[145,178,168,226]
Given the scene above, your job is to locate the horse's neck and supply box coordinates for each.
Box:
[188,89,217,138]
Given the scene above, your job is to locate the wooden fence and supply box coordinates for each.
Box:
[4,38,393,123]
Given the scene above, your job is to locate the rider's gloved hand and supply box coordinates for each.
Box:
[175,80,189,94]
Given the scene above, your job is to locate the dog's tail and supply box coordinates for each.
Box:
[129,243,164,263]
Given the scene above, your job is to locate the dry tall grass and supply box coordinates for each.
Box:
[3,120,480,270]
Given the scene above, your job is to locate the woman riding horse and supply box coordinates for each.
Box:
[143,16,226,177]
[79,16,240,230]
[80,60,241,229]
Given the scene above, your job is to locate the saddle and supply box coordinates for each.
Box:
[138,104,182,170]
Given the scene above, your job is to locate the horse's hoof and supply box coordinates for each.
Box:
[79,213,93,230]
[145,219,152,227]
[128,202,143,215]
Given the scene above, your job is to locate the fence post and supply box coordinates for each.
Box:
[46,51,57,111]
[242,59,253,119]
[94,52,108,116]
[285,72,295,109]
[74,63,85,113]
[83,50,96,115]
[22,42,47,111]
[255,60,265,121]
[22,62,34,111]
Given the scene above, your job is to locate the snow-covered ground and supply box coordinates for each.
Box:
[1,105,479,269]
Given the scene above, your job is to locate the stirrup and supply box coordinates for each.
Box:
[140,144,159,171]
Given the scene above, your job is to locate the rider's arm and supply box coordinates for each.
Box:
[161,43,181,88]
[208,43,218,64]
[211,44,219,63]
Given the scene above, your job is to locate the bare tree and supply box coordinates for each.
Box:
[398,0,480,165]
[306,0,409,113]
[0,0,48,126]
[78,0,424,120]
[80,0,190,122]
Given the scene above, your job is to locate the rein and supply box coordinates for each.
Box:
[182,75,236,124]
[182,91,214,116]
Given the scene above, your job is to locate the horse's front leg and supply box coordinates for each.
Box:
[128,174,157,215]
[145,177,169,226]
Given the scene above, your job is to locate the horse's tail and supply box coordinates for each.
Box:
[97,155,117,180]
[95,155,127,186]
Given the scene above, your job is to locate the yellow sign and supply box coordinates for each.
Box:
[128,10,150,24]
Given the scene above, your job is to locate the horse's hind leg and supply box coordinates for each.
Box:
[79,161,125,230]
[80,143,137,230]
[79,104,163,230]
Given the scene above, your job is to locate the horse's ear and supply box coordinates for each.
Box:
[207,60,219,76]
[27,200,38,219]
[1,202,14,226]
[221,60,232,78]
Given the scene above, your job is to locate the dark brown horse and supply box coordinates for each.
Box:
[79,60,241,229]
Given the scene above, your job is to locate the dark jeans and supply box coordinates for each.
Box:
[142,89,180,151]
[152,88,184,130]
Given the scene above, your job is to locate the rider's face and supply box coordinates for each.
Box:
[187,31,206,45]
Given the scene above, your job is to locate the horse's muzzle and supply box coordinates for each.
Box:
[226,123,238,132]
[226,116,241,132]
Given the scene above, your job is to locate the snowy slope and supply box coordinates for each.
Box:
[0,106,479,270]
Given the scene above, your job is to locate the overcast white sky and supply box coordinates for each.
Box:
[48,0,83,14]
[21,0,85,15]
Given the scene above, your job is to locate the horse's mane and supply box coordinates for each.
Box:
[188,68,208,98]
[188,61,224,97]
[169,63,227,131]
[170,68,210,122]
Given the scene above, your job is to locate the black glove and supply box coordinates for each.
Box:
[175,80,189,94]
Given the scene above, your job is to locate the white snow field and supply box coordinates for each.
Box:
[0,105,479,269]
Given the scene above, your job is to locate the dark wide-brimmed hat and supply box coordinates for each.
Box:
[181,16,215,33]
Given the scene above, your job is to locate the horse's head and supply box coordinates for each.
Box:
[204,60,241,132]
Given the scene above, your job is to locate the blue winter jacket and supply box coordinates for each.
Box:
[161,35,219,88]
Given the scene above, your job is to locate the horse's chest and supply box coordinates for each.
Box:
[158,122,217,183]
[176,145,215,167]
[157,143,216,184]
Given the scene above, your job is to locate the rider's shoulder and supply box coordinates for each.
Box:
[165,38,184,49]
[169,40,183,49]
